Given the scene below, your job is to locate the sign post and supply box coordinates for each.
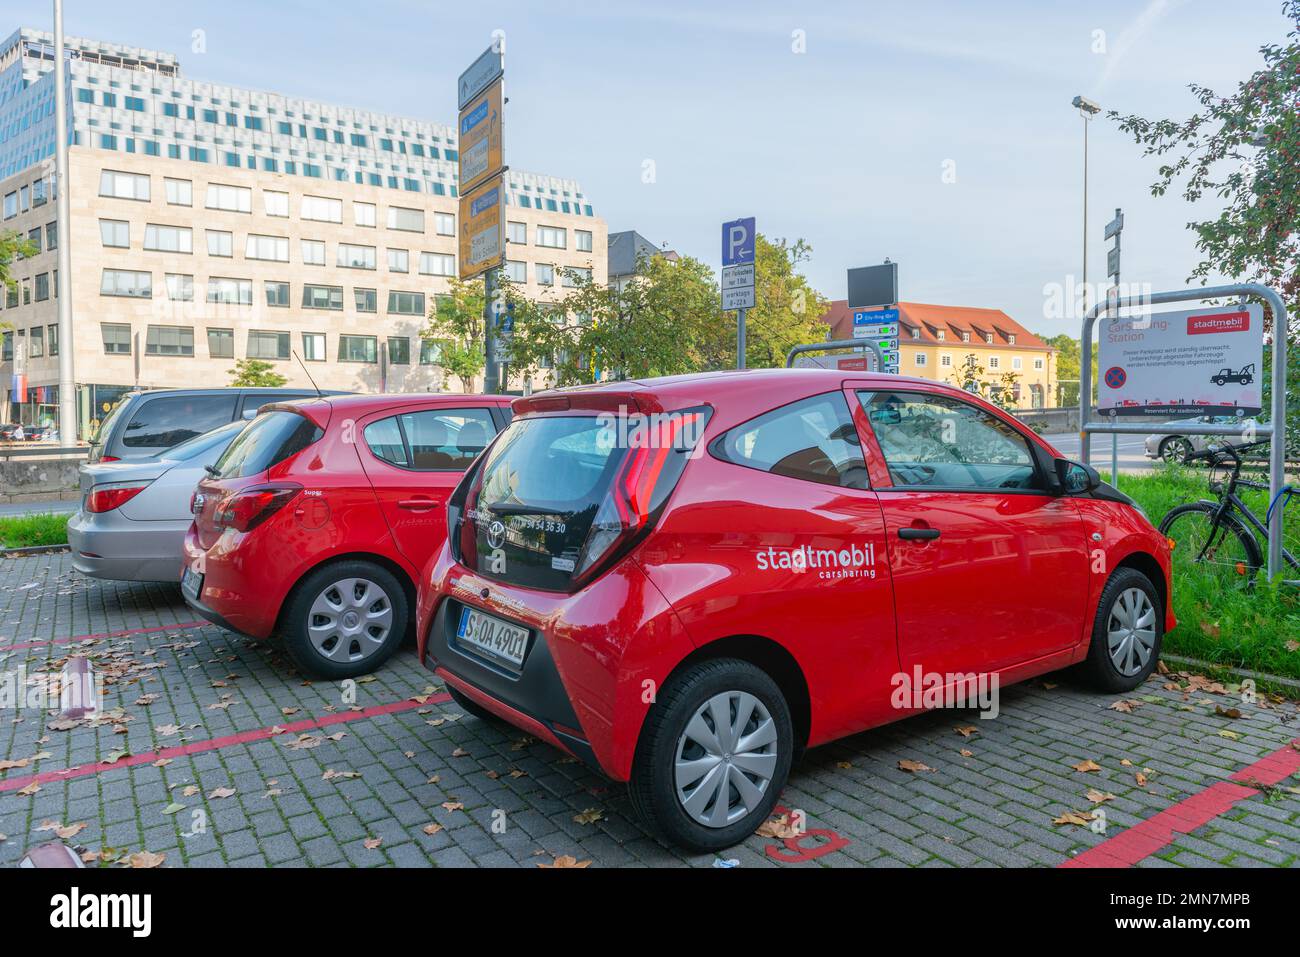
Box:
[1104,209,1123,483]
[457,44,507,393]
[721,217,755,369]
[846,262,900,374]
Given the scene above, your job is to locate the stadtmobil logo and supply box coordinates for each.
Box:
[756,543,878,579]
[1187,310,1250,335]
[49,887,151,937]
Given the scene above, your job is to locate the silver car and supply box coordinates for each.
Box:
[1143,415,1255,463]
[67,420,246,582]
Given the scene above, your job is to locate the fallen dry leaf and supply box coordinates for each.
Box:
[17,781,40,796]
[756,814,798,840]
[573,808,604,825]
[451,747,470,758]
[1053,810,1096,827]
[1071,759,1102,773]
[422,823,444,836]
[1214,705,1243,719]
[1135,772,1148,787]
[959,748,974,758]
[538,855,591,869]
[207,787,236,800]
[1109,699,1141,713]
[835,761,852,770]
[954,725,978,738]
[363,837,382,850]
[0,758,30,771]
[1086,789,1117,804]
[128,850,165,869]
[441,801,464,813]
[898,759,934,773]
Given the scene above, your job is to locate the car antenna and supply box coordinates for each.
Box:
[292,350,324,398]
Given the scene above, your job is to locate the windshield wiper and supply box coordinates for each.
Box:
[203,464,221,478]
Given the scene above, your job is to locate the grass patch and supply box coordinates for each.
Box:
[0,512,70,549]
[1113,466,1300,681]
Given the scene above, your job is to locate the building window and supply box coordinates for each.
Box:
[247,330,290,360]
[145,224,193,253]
[301,240,326,266]
[301,195,343,223]
[576,230,593,252]
[435,213,454,236]
[354,288,377,313]
[47,323,58,357]
[302,284,343,310]
[101,323,132,354]
[935,330,945,341]
[961,331,971,342]
[28,326,44,357]
[536,226,566,249]
[338,244,376,270]
[45,221,57,250]
[1012,356,1022,370]
[205,183,252,213]
[386,290,425,315]
[988,356,1000,369]
[146,325,195,356]
[915,352,927,367]
[562,266,592,287]
[504,259,526,282]
[535,263,555,286]
[1008,334,1017,345]
[507,221,526,244]
[99,169,150,201]
[207,230,233,257]
[264,190,289,217]
[99,219,130,248]
[388,336,410,364]
[420,338,447,365]
[353,202,376,227]
[165,273,194,301]
[265,281,290,307]
[1034,358,1044,370]
[101,269,152,298]
[207,277,253,305]
[940,354,952,368]
[246,234,289,262]
[387,206,424,232]
[2,191,14,219]
[418,252,455,276]
[387,248,409,273]
[164,177,192,206]
[301,332,326,361]
[338,334,378,363]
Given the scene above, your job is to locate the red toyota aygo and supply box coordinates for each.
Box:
[182,393,512,678]
[416,370,1174,851]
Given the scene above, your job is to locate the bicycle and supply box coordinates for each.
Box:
[1158,440,1299,585]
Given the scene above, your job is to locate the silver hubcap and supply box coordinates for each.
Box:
[307,577,394,663]
[1107,587,1157,677]
[674,691,778,829]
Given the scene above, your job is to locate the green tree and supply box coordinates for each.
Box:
[741,236,830,369]
[1,231,37,332]
[229,358,287,387]
[1035,332,1097,407]
[421,278,486,391]
[1110,0,1300,448]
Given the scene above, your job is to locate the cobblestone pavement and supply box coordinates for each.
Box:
[1,551,1297,868]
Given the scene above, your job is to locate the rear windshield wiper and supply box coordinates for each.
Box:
[485,503,558,516]
[203,464,221,478]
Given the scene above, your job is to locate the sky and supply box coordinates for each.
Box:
[10,0,1294,339]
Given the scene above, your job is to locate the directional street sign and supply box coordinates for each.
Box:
[721,217,756,266]
[851,308,900,373]
[458,174,504,279]
[458,78,504,196]
[458,46,504,110]
[1104,210,1124,241]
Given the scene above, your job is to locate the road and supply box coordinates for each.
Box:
[0,500,77,518]
[1039,431,1159,475]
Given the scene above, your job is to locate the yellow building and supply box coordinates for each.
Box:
[820,300,1057,409]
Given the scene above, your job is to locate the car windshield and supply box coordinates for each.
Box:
[161,420,246,462]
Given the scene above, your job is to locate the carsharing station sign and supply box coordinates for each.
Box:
[1097,304,1264,416]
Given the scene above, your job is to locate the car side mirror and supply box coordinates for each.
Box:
[1054,457,1100,495]
[868,408,901,426]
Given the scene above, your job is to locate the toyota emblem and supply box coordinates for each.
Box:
[486,520,505,550]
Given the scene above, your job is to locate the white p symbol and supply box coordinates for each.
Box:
[728,224,748,261]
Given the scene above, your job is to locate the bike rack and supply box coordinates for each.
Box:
[1078,282,1289,580]
[785,337,888,371]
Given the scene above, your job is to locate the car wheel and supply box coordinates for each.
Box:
[446,685,499,723]
[1159,436,1193,464]
[280,561,408,679]
[1077,568,1164,693]
[629,658,793,852]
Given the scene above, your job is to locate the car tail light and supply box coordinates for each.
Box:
[100,455,121,463]
[573,409,707,581]
[214,484,302,533]
[85,482,150,513]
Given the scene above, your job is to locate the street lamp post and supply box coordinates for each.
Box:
[53,0,76,446]
[1072,94,1101,465]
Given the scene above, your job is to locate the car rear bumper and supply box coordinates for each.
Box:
[180,527,281,639]
[67,509,190,583]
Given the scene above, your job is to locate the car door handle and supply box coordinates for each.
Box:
[398,498,437,511]
[898,527,940,541]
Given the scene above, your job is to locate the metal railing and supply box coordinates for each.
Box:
[785,337,888,370]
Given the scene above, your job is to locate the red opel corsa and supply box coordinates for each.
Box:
[182,393,512,678]
[416,370,1174,851]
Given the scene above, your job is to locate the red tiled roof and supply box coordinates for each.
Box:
[819,300,1052,351]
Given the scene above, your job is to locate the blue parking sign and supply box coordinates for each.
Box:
[721,217,755,266]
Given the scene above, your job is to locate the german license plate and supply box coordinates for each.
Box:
[180,566,203,602]
[456,606,529,670]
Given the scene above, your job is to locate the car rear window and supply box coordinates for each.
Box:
[711,392,868,489]
[120,393,237,451]
[213,411,322,479]
[469,415,623,591]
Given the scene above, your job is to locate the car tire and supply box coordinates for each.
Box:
[1077,568,1164,693]
[628,658,793,852]
[1158,436,1193,464]
[279,561,408,680]
[446,685,499,723]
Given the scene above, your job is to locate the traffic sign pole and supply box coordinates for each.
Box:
[721,217,756,370]
[484,267,500,394]
[737,308,746,370]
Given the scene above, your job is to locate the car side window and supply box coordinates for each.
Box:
[121,393,237,449]
[364,408,497,472]
[857,390,1043,492]
[711,392,868,489]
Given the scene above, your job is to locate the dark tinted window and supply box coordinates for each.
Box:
[236,391,315,418]
[120,393,237,451]
[712,392,868,489]
[213,411,321,479]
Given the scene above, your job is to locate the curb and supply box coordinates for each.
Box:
[1161,652,1300,696]
[0,543,71,558]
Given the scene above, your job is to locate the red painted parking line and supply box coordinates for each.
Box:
[0,620,207,653]
[0,692,452,794]
[1060,737,1300,868]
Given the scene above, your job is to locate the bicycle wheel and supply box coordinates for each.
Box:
[1159,502,1262,586]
